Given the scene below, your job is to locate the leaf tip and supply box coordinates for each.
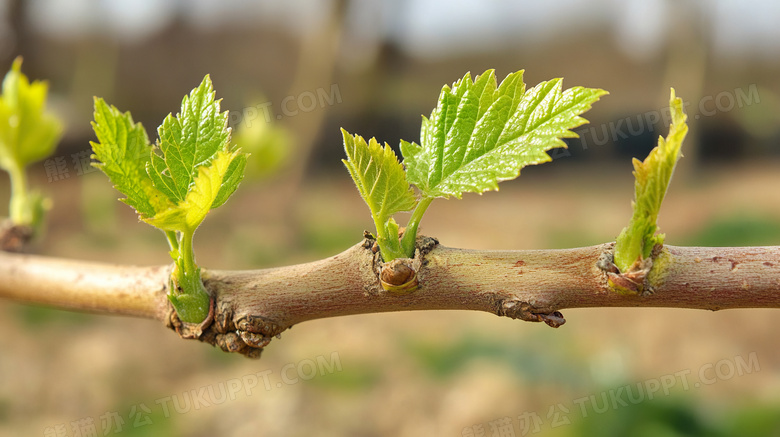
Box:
[11,56,22,72]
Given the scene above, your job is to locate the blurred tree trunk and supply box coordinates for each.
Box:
[3,0,27,67]
[274,0,347,211]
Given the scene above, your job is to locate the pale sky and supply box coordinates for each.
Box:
[4,0,780,62]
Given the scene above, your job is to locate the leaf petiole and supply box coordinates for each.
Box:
[400,196,433,258]
[179,229,197,277]
[7,161,28,224]
[164,230,179,252]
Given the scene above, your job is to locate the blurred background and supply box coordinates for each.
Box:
[1,0,780,435]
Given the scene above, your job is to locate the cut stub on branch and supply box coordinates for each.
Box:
[0,220,34,252]
[380,259,418,293]
[375,235,438,294]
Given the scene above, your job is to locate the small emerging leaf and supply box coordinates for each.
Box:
[342,129,417,260]
[212,151,247,209]
[342,129,417,222]
[0,58,63,228]
[402,70,607,199]
[0,57,63,172]
[613,88,688,272]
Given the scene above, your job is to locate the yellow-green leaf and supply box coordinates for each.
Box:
[92,75,247,234]
[144,149,242,232]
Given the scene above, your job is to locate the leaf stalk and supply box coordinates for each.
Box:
[7,161,28,224]
[400,196,433,258]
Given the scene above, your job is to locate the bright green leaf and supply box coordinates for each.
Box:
[613,88,688,272]
[342,129,417,260]
[90,98,170,218]
[402,70,607,199]
[149,75,231,204]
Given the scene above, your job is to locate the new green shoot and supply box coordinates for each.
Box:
[91,75,247,323]
[613,89,688,273]
[0,57,63,229]
[344,69,607,261]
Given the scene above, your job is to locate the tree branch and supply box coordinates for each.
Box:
[2,239,779,358]
[0,251,170,319]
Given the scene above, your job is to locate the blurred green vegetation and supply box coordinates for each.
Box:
[402,334,588,387]
[561,397,715,437]
[683,214,780,246]
[553,398,780,437]
[12,303,92,329]
[722,404,780,437]
[112,406,175,437]
[308,360,383,392]
[0,397,8,423]
[299,218,360,258]
[230,103,293,181]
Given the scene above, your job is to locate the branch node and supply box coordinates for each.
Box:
[362,230,376,251]
[165,292,288,359]
[599,244,659,296]
[499,299,566,328]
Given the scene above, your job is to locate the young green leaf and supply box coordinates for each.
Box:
[90,98,170,218]
[397,69,607,257]
[342,129,417,261]
[92,74,245,234]
[91,74,247,323]
[149,75,232,204]
[0,57,63,227]
[401,70,607,199]
[613,88,688,273]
